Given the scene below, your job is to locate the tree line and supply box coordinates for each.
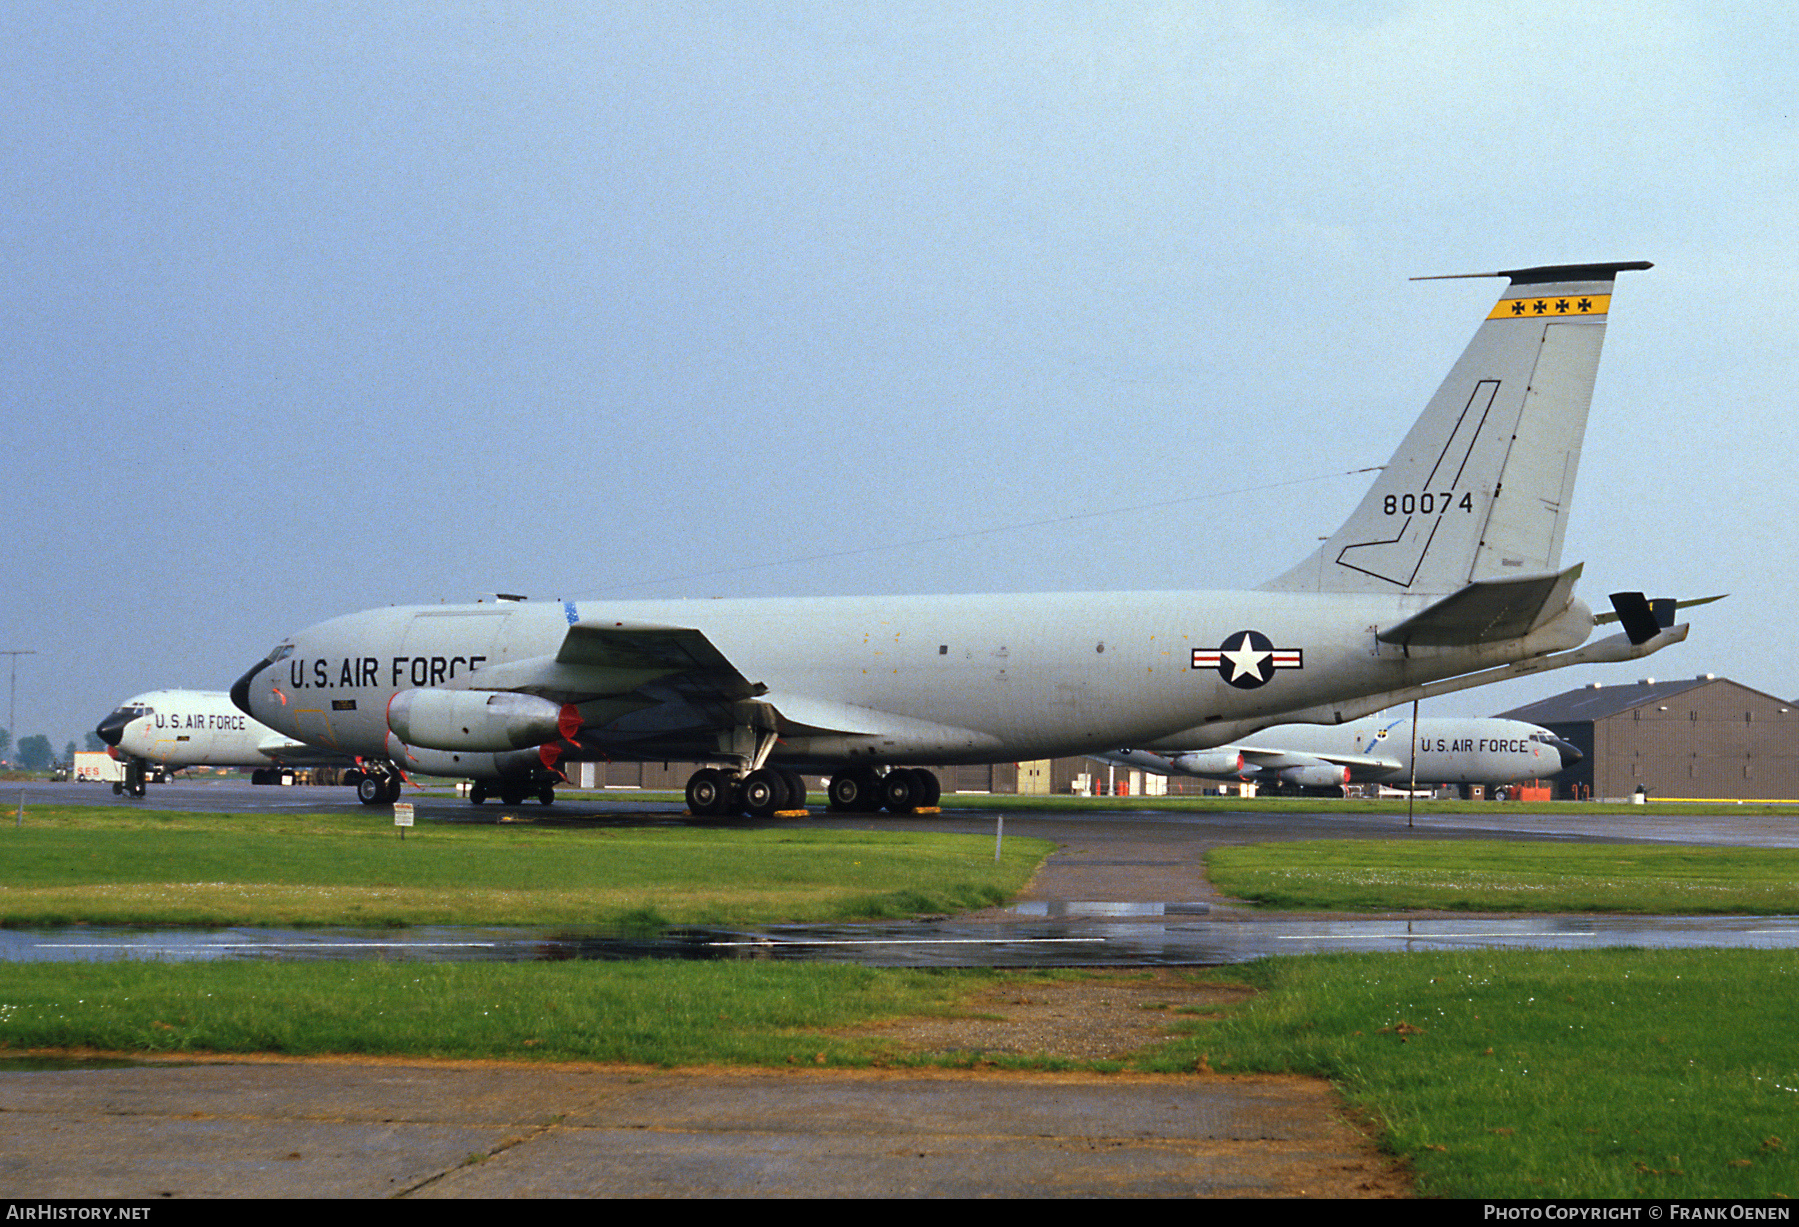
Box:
[0,728,106,771]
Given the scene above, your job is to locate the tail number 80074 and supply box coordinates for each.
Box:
[1385,491,1475,516]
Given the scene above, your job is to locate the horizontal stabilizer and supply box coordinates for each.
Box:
[1594,592,1725,630]
[1606,592,1662,646]
[1376,564,1582,647]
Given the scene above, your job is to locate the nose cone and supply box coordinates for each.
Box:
[230,658,272,719]
[95,709,132,747]
[1550,736,1583,770]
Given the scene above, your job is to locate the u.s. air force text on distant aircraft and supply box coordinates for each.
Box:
[281,654,489,690]
[150,711,247,731]
[1431,737,1535,754]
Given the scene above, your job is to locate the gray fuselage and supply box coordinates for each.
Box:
[237,589,1593,774]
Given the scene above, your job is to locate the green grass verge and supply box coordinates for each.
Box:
[1207,839,1799,914]
[0,805,1053,927]
[0,960,998,1067]
[1149,949,1799,1199]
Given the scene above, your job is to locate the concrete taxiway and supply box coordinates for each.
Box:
[0,1057,1398,1198]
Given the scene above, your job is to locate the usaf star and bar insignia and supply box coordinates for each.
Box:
[1191,630,1304,689]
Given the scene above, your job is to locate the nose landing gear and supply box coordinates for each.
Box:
[113,757,148,799]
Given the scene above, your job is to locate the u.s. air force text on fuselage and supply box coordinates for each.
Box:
[280,654,489,692]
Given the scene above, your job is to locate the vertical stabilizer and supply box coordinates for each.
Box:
[1261,262,1650,596]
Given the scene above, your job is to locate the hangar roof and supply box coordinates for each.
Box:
[1497,676,1761,724]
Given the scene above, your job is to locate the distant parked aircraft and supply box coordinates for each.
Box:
[94,689,354,797]
[1100,715,1581,793]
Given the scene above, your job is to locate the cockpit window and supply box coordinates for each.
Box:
[268,643,295,663]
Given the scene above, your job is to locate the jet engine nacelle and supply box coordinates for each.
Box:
[387,689,566,753]
[382,732,544,781]
[1278,764,1351,789]
[1167,750,1246,777]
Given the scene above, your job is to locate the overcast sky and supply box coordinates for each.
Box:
[4,2,1794,750]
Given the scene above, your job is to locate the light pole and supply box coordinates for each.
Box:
[0,650,37,758]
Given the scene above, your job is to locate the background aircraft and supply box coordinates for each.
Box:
[1100,715,1581,794]
[94,690,356,797]
[231,262,1691,815]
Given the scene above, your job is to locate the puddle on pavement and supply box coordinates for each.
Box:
[4,913,1799,968]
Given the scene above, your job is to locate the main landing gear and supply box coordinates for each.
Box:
[355,768,405,806]
[681,700,940,819]
[825,766,940,814]
[684,766,809,819]
[466,778,557,807]
[680,764,943,819]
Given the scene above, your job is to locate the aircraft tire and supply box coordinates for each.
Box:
[881,769,919,814]
[912,768,941,808]
[382,775,404,804]
[356,775,387,806]
[538,785,555,806]
[740,768,783,817]
[111,782,122,796]
[129,781,146,799]
[685,768,729,817]
[826,767,878,812]
[778,769,807,809]
[499,784,525,806]
[469,781,487,805]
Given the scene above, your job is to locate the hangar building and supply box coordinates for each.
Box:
[1497,676,1799,800]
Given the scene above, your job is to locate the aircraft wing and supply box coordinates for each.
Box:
[254,733,357,767]
[470,619,766,705]
[1377,564,1582,648]
[1237,746,1402,783]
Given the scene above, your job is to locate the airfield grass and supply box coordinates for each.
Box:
[1207,838,1799,914]
[0,804,1052,927]
[0,959,988,1069]
[1147,949,1799,1199]
[2,951,1794,1197]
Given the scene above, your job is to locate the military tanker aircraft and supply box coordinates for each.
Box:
[1098,715,1582,794]
[95,689,355,796]
[231,261,1694,814]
